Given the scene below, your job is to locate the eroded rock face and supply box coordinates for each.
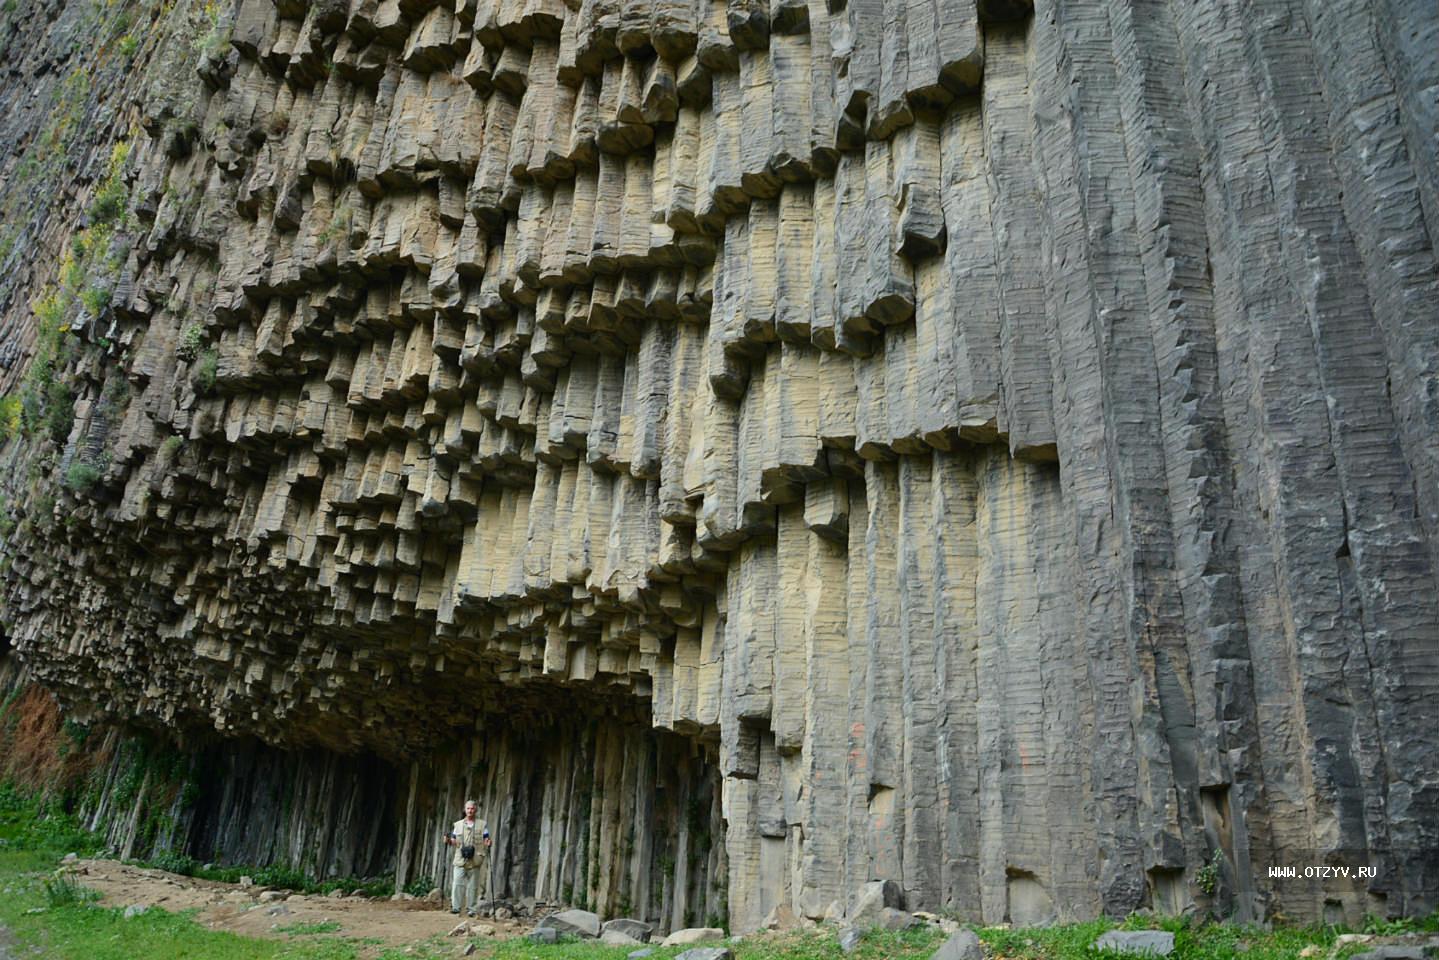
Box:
[0,0,1437,936]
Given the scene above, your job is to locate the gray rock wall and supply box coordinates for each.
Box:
[0,0,1436,933]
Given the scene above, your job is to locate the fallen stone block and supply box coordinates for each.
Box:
[529,927,559,945]
[674,949,734,960]
[931,929,983,960]
[536,908,601,938]
[662,927,726,946]
[879,907,921,931]
[1337,935,1377,947]
[763,904,801,930]
[1093,930,1176,956]
[851,880,905,925]
[839,926,865,953]
[603,918,653,942]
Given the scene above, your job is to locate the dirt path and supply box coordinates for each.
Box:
[70,859,530,956]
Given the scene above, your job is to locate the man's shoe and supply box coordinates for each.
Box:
[467,910,476,917]
[450,908,459,915]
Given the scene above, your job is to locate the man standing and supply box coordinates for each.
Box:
[446,799,491,915]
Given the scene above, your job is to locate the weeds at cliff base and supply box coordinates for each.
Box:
[43,870,99,907]
[135,852,395,900]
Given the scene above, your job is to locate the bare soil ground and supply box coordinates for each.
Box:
[71,858,528,954]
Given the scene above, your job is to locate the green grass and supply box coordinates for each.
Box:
[42,870,101,907]
[0,784,372,959]
[975,911,1439,959]
[278,921,342,936]
[0,848,383,960]
[26,903,361,959]
[136,851,394,899]
[1360,912,1439,936]
[0,782,99,854]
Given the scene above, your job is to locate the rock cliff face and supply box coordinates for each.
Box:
[1,0,1437,933]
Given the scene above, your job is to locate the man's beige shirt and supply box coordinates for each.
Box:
[452,817,489,868]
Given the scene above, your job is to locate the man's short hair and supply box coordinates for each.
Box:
[465,799,477,807]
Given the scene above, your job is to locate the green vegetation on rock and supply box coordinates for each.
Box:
[6,139,133,448]
[195,347,219,393]
[63,461,102,491]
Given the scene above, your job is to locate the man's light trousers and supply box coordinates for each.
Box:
[451,862,486,913]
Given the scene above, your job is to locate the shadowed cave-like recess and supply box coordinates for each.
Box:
[0,0,1437,935]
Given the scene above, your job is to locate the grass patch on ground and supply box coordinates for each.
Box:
[139,850,395,899]
[278,920,344,936]
[980,915,1334,959]
[0,782,367,960]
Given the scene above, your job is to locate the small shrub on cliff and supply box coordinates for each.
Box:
[80,282,110,318]
[43,379,75,443]
[195,0,230,58]
[58,720,90,753]
[318,202,353,246]
[86,178,127,227]
[24,287,78,440]
[177,323,204,362]
[195,348,219,394]
[64,462,102,492]
[1195,848,1222,896]
[0,395,21,440]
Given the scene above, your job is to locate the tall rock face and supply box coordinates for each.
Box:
[1,0,1437,934]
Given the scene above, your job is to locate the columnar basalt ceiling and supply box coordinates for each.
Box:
[2,0,1438,933]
